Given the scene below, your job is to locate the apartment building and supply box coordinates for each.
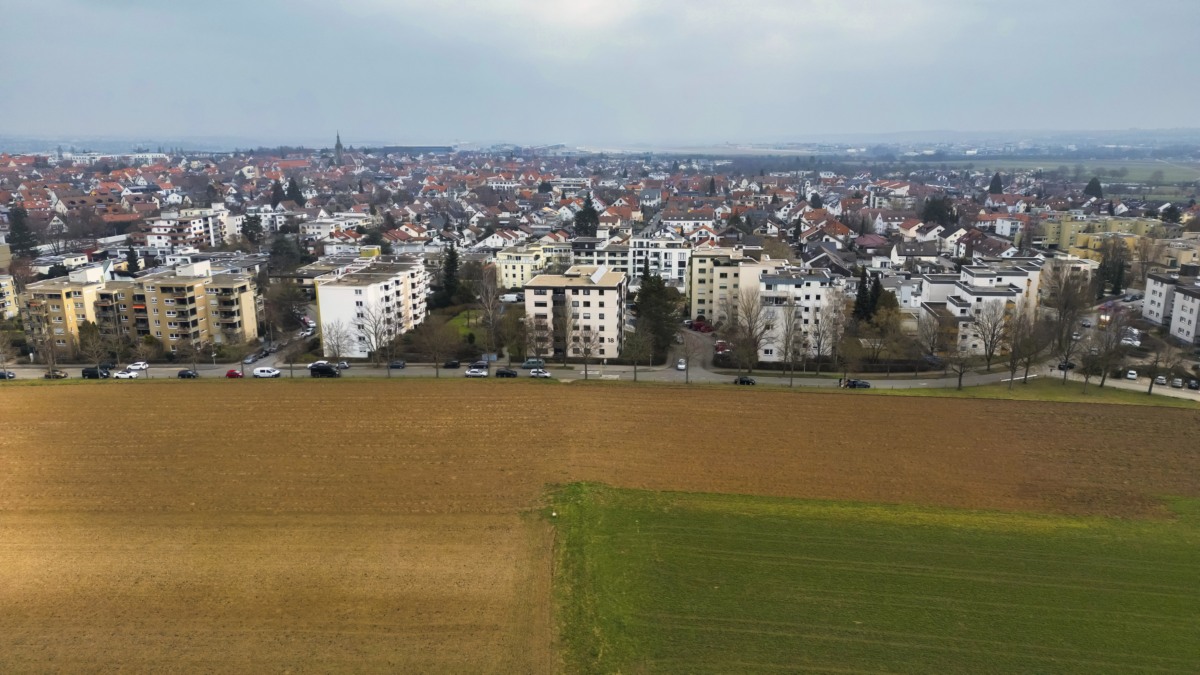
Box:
[687,247,790,322]
[757,268,844,362]
[495,242,569,289]
[20,265,107,352]
[0,274,16,319]
[314,255,430,359]
[629,230,691,287]
[1144,272,1200,345]
[524,265,627,359]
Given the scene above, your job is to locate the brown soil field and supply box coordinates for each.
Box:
[2,379,1199,672]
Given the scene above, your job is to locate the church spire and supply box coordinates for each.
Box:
[334,131,344,166]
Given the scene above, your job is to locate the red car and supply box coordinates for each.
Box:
[225,369,244,378]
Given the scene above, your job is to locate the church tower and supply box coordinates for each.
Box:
[334,131,344,166]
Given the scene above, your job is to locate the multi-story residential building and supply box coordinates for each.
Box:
[524,265,627,359]
[0,274,17,319]
[314,255,430,359]
[179,204,244,246]
[1144,272,1200,345]
[20,265,107,353]
[757,268,844,362]
[687,246,790,322]
[496,243,561,289]
[570,238,634,280]
[629,230,691,287]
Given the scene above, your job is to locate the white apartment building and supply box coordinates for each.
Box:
[687,247,791,322]
[757,268,845,362]
[314,255,430,359]
[629,230,691,287]
[180,204,244,246]
[495,243,567,289]
[1144,272,1200,345]
[0,274,17,319]
[524,265,627,359]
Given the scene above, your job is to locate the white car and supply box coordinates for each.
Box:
[253,367,281,378]
[676,358,687,371]
[127,361,149,371]
[113,370,139,379]
[307,360,329,369]
[1126,370,1138,380]
[464,368,489,378]
[529,369,552,379]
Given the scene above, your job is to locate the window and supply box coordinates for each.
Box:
[583,313,591,320]
[599,313,605,320]
[155,331,163,337]
[354,289,363,295]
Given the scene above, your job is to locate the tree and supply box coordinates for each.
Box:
[572,324,602,380]
[1092,311,1130,388]
[916,311,944,359]
[474,266,503,356]
[242,215,264,245]
[973,299,1012,372]
[868,276,883,317]
[987,172,1003,195]
[1083,177,1103,199]
[285,177,305,206]
[0,337,15,380]
[537,181,553,193]
[263,281,308,340]
[321,319,355,361]
[866,307,902,376]
[356,302,396,367]
[80,327,111,373]
[778,299,804,387]
[720,286,775,374]
[7,206,38,258]
[811,288,848,376]
[808,193,823,209]
[1007,313,1052,387]
[1134,232,1167,283]
[707,177,716,196]
[175,339,207,374]
[525,315,552,365]
[282,341,306,378]
[920,196,957,227]
[412,317,461,378]
[1144,340,1182,396]
[1044,265,1093,360]
[573,195,600,237]
[270,180,285,208]
[269,236,304,271]
[622,330,652,382]
[125,247,140,274]
[131,338,157,378]
[852,268,872,322]
[1097,238,1130,297]
[944,344,977,391]
[499,304,527,365]
[435,245,460,308]
[1161,205,1182,224]
[634,271,679,360]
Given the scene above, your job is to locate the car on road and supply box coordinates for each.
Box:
[127,361,149,371]
[845,379,872,389]
[242,353,259,364]
[1070,331,1082,341]
[529,368,552,378]
[495,368,518,378]
[442,359,461,369]
[676,358,687,371]
[1120,338,1142,348]
[307,360,329,369]
[0,370,16,380]
[1057,361,1076,370]
[309,364,341,378]
[82,367,110,379]
[113,370,139,379]
[1126,370,1138,380]
[1154,375,1167,386]
[336,361,351,370]
[177,369,200,379]
[470,360,489,370]
[253,367,281,378]
[43,369,68,379]
[1188,379,1200,390]
[1080,319,1093,328]
[733,376,756,385]
[521,358,544,369]
[225,369,244,378]
[1170,377,1184,389]
[464,368,489,378]
[388,359,407,369]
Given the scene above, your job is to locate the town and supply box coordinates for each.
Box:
[0,140,1198,395]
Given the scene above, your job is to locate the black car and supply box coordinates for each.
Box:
[495,368,518,378]
[846,379,872,389]
[309,364,341,378]
[470,360,489,370]
[442,359,461,369]
[388,359,407,369]
[734,376,756,385]
[177,369,200,379]
[1057,361,1076,371]
[0,370,16,380]
[1188,379,1200,391]
[43,369,68,379]
[82,367,111,379]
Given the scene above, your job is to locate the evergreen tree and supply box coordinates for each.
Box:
[1112,259,1125,295]
[6,206,38,257]
[270,180,285,208]
[1083,177,1104,199]
[853,268,872,321]
[241,215,264,244]
[285,177,304,205]
[439,244,460,307]
[809,193,823,209]
[1161,205,1182,223]
[574,195,600,237]
[868,275,883,317]
[125,247,140,273]
[634,270,678,359]
[707,177,716,196]
[987,172,1003,194]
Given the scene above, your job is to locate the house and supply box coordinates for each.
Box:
[890,241,940,267]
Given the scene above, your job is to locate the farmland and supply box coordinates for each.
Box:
[554,485,1200,674]
[2,379,1200,671]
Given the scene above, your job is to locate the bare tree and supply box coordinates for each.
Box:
[622,329,652,382]
[554,301,573,367]
[474,265,503,356]
[175,339,207,374]
[1133,234,1165,284]
[282,341,306,378]
[321,319,355,361]
[131,339,156,379]
[0,337,16,380]
[412,317,461,378]
[944,344,977,391]
[356,302,395,367]
[778,299,803,386]
[1043,264,1093,354]
[80,331,111,372]
[525,315,553,365]
[499,305,527,365]
[810,288,848,376]
[1145,340,1182,396]
[1092,311,1130,388]
[974,299,1013,372]
[720,286,776,375]
[679,330,704,384]
[573,324,602,380]
[916,310,944,358]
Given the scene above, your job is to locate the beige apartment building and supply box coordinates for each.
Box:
[0,274,16,319]
[21,266,107,353]
[524,265,627,360]
[687,246,791,322]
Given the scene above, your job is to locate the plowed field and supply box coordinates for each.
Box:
[2,379,1198,672]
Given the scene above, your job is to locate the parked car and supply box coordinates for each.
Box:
[1057,361,1076,371]
[1126,370,1138,380]
[336,361,350,370]
[43,369,68,379]
[127,361,149,371]
[1123,294,1136,302]
[177,369,200,379]
[470,360,489,370]
[253,367,281,378]
[1170,377,1184,389]
[495,368,518,378]
[225,369,244,378]
[733,376,756,385]
[1080,319,1093,328]
[388,359,407,369]
[442,359,461,369]
[676,358,687,371]
[242,354,259,364]
[1120,338,1142,348]
[0,370,16,380]
[464,368,489,378]
[81,367,110,379]
[521,358,544,369]
[112,370,139,379]
[529,368,552,378]
[307,360,329,369]
[309,364,341,378]
[1154,375,1167,385]
[846,379,872,389]
[1187,379,1200,391]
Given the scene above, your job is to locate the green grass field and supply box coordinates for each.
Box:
[856,376,1200,408]
[553,484,1200,674]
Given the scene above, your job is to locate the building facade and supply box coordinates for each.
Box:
[314,255,430,359]
[524,265,627,360]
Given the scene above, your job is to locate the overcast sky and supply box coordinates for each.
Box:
[2,0,1197,148]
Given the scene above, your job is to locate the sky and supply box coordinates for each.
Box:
[2,0,1198,148]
